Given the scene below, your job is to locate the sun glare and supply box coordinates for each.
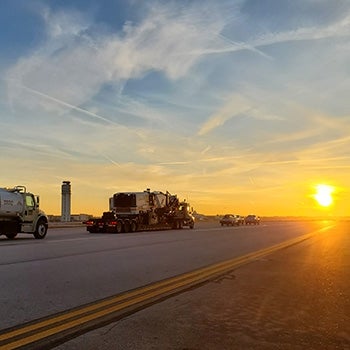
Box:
[313,184,334,207]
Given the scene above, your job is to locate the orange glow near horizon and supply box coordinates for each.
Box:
[33,180,346,218]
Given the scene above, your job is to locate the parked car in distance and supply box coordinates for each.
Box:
[220,214,239,226]
[235,215,245,225]
[245,215,260,225]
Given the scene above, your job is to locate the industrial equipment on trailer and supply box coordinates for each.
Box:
[85,189,195,233]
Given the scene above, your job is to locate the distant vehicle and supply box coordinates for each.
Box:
[0,186,48,239]
[220,214,239,226]
[235,215,245,225]
[245,215,260,225]
[85,189,195,233]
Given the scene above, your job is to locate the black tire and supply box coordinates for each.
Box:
[5,233,17,240]
[123,220,130,233]
[130,220,137,232]
[174,220,180,229]
[115,221,122,233]
[33,219,48,239]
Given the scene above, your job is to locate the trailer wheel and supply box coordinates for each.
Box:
[115,221,122,234]
[123,220,130,233]
[5,233,17,240]
[130,220,137,232]
[173,220,182,229]
[33,219,48,239]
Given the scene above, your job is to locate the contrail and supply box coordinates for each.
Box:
[101,154,121,167]
[9,80,119,126]
[181,34,273,59]
[218,34,273,60]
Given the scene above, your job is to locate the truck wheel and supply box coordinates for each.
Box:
[130,220,137,232]
[190,222,194,229]
[115,221,122,233]
[123,220,130,233]
[34,219,48,239]
[5,233,17,239]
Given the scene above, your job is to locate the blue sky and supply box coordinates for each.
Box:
[1,0,349,216]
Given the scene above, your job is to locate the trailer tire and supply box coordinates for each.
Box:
[123,220,130,233]
[5,233,17,239]
[115,221,122,234]
[173,220,182,229]
[33,219,48,239]
[130,220,137,232]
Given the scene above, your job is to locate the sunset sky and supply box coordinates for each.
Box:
[1,0,349,217]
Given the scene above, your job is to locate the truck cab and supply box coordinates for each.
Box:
[176,202,195,229]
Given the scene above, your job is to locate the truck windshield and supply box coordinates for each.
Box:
[25,195,35,208]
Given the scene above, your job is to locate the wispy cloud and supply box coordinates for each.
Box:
[251,13,350,48]
[198,94,250,135]
[197,91,285,136]
[5,2,232,118]
[7,80,120,126]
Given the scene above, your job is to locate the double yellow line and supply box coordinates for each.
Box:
[0,225,332,349]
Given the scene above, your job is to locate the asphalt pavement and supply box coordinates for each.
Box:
[54,221,350,350]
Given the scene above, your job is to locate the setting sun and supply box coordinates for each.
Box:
[314,184,334,207]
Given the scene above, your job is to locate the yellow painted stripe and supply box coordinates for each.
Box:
[0,225,333,349]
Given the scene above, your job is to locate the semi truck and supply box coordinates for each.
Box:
[85,189,195,233]
[0,186,48,239]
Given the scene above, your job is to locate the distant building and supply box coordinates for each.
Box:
[61,181,71,222]
[71,214,91,222]
[48,214,92,223]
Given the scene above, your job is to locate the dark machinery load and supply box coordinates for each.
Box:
[86,189,195,233]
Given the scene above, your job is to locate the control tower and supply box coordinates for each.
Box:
[61,181,71,222]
